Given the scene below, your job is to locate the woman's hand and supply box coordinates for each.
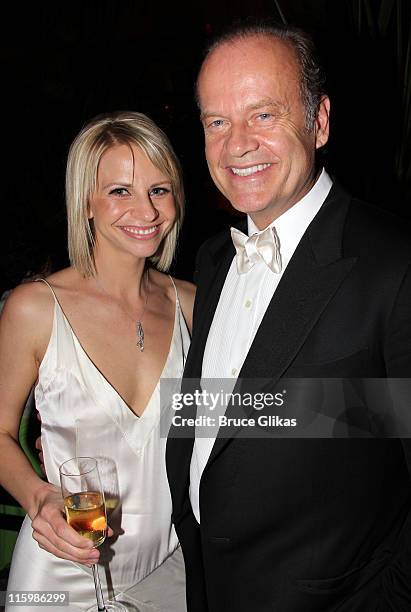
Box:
[30,482,101,567]
[34,424,45,475]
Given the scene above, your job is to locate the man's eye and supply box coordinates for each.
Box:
[109,187,129,196]
[258,113,272,121]
[208,119,225,128]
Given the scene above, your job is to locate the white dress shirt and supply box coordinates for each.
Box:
[189,169,333,522]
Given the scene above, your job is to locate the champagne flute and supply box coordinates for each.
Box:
[59,457,127,611]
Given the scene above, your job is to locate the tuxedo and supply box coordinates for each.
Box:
[166,183,411,611]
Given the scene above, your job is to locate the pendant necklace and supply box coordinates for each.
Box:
[95,269,150,352]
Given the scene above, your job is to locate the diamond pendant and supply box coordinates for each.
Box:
[136,321,144,352]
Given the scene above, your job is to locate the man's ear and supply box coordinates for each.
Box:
[315,95,330,149]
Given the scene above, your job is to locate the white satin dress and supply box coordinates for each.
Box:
[6,278,190,611]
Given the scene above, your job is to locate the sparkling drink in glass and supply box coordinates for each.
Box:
[59,457,127,611]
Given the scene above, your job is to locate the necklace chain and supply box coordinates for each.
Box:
[95,269,150,351]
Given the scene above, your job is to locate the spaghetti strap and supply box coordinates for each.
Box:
[168,275,180,306]
[35,278,59,303]
[168,275,188,366]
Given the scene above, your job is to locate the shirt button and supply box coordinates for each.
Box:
[231,368,238,376]
[245,299,252,308]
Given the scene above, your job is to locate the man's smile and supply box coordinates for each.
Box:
[230,163,272,177]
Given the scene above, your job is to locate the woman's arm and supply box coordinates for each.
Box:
[0,283,98,566]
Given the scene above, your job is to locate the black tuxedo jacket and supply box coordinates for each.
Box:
[166,184,411,611]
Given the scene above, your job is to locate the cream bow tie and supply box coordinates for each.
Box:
[231,226,282,275]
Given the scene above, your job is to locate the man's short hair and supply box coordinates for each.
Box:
[196,19,326,130]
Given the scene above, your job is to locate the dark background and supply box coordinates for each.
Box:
[1,0,410,295]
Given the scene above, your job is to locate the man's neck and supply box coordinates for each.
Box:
[248,168,330,235]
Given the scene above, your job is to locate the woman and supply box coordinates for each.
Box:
[0,111,195,610]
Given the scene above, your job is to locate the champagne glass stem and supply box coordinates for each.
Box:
[92,563,106,611]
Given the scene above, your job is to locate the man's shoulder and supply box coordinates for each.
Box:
[345,195,411,256]
[196,218,245,259]
[199,227,232,252]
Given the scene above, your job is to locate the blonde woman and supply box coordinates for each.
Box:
[0,111,195,610]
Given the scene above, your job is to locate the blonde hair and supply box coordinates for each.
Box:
[66,111,185,276]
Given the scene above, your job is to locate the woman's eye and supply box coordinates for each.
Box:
[150,187,170,197]
[109,187,129,196]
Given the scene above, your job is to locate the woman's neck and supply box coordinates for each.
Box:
[92,250,148,300]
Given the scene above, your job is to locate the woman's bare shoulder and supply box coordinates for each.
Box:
[148,269,195,331]
[0,283,53,363]
[2,280,51,318]
[0,268,78,331]
[172,277,196,333]
[0,268,84,361]
[173,278,196,303]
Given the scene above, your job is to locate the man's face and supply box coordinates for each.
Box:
[197,36,330,229]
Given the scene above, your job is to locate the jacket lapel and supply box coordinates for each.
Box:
[206,184,358,467]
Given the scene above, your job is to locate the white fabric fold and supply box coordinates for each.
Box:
[231,225,282,274]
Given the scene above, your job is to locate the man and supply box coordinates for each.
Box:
[166,22,411,611]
